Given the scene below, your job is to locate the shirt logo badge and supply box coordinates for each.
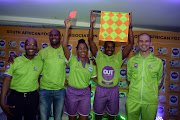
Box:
[149,65,153,69]
[34,67,37,71]
[134,63,138,68]
[76,64,79,68]
[59,55,63,59]
[89,65,93,73]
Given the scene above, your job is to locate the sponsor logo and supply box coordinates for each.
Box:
[132,46,139,53]
[161,59,166,68]
[8,41,17,47]
[9,51,16,57]
[0,61,5,70]
[168,108,179,115]
[119,69,127,79]
[170,60,180,67]
[102,66,115,81]
[158,47,168,54]
[158,95,166,103]
[42,43,49,48]
[88,65,93,73]
[149,46,154,54]
[134,63,138,68]
[169,84,179,91]
[170,71,179,82]
[0,72,4,78]
[0,51,6,57]
[169,95,178,106]
[66,66,70,74]
[171,48,179,58]
[118,81,128,88]
[100,46,104,52]
[0,40,5,49]
[119,92,126,98]
[20,41,25,50]
[157,106,164,117]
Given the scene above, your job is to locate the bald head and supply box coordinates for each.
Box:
[25,37,37,47]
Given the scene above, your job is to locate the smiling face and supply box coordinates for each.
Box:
[49,29,61,48]
[104,41,115,56]
[137,34,152,53]
[77,43,88,58]
[25,38,37,58]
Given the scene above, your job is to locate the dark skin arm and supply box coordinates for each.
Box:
[0,76,15,117]
[122,12,134,60]
[62,17,71,61]
[88,10,98,57]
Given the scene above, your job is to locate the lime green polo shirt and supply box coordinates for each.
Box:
[67,55,96,89]
[95,50,124,87]
[38,46,66,90]
[4,55,43,92]
[127,52,165,104]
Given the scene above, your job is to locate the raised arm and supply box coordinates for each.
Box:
[88,10,98,57]
[62,17,71,61]
[0,77,15,117]
[122,12,134,60]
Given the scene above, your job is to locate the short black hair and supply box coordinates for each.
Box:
[104,41,115,48]
[138,33,151,42]
[76,39,88,50]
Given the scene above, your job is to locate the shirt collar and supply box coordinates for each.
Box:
[77,56,90,64]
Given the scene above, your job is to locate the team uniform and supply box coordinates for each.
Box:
[126,52,165,120]
[93,50,124,116]
[37,46,66,120]
[4,54,43,120]
[64,55,96,116]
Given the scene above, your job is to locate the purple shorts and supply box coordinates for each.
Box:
[64,86,91,116]
[93,85,119,116]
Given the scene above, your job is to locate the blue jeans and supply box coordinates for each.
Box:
[39,88,66,120]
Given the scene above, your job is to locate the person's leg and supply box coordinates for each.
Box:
[141,104,157,120]
[69,116,77,120]
[79,114,88,120]
[7,91,23,120]
[24,91,39,120]
[53,89,66,120]
[39,88,52,120]
[126,101,141,120]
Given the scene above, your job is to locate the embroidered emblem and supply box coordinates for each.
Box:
[59,55,63,59]
[149,65,153,69]
[89,65,93,73]
[76,64,79,68]
[134,63,138,68]
[34,67,37,71]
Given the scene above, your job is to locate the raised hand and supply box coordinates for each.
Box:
[129,12,132,27]
[64,17,71,29]
[90,10,96,24]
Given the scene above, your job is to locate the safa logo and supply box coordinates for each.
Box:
[169,95,178,106]
[42,43,49,48]
[0,61,5,70]
[170,71,179,82]
[20,41,25,50]
[171,48,179,58]
[102,66,115,81]
[0,40,5,49]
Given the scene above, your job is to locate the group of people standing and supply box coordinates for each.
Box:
[0,11,164,120]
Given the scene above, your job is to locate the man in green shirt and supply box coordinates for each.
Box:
[126,33,165,120]
[88,11,134,120]
[38,29,66,120]
[0,38,43,120]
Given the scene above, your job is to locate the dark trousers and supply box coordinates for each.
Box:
[7,90,39,120]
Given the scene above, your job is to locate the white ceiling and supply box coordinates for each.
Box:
[0,0,180,32]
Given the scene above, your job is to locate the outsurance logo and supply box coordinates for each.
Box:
[102,66,115,81]
[0,39,5,49]
[171,48,179,58]
[169,95,178,106]
[20,41,25,50]
[0,61,5,70]
[119,69,127,79]
[9,51,16,57]
[170,71,179,82]
[42,43,49,48]
[66,66,70,75]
